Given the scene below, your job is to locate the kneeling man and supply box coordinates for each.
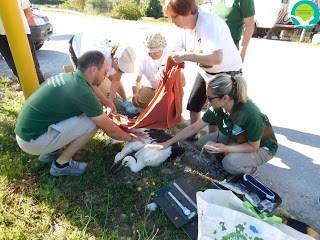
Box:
[15,51,141,176]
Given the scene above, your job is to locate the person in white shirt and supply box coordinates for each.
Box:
[164,0,242,140]
[0,0,44,84]
[69,31,138,114]
[132,33,168,109]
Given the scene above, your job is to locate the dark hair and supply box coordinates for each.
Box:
[207,73,248,104]
[77,51,105,72]
[164,0,198,16]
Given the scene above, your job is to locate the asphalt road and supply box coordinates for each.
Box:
[1,10,319,232]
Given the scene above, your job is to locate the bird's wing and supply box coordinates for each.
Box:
[141,146,172,167]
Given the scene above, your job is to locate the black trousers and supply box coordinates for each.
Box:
[0,34,44,84]
[187,71,241,112]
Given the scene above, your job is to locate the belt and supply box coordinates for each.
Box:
[205,70,242,76]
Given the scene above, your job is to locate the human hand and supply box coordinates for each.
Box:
[171,52,185,64]
[145,142,169,150]
[129,133,146,142]
[103,99,117,113]
[203,142,227,154]
[155,65,166,82]
[132,94,142,106]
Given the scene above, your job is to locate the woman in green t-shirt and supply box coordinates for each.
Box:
[148,73,278,176]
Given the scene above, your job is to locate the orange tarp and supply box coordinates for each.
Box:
[113,56,184,130]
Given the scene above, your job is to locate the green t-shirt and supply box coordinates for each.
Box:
[202,100,278,155]
[211,0,255,47]
[15,70,103,141]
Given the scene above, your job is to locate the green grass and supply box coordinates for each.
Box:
[0,77,209,239]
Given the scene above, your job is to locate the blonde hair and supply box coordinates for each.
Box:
[207,73,248,104]
[145,33,167,52]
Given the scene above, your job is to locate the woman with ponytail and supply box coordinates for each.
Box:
[149,73,278,176]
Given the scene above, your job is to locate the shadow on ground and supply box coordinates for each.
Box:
[259,126,320,232]
[0,49,70,80]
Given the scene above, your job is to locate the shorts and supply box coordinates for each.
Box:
[16,114,96,156]
[186,73,207,112]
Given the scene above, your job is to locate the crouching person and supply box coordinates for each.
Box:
[15,51,142,177]
[148,74,278,176]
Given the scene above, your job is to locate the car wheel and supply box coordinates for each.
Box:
[35,42,44,50]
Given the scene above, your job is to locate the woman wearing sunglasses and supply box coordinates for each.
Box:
[149,73,278,176]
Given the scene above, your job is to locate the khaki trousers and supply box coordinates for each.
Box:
[196,131,273,175]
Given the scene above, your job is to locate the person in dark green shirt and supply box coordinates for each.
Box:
[148,73,277,176]
[15,51,144,177]
[207,0,255,61]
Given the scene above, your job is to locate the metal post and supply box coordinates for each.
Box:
[0,0,39,98]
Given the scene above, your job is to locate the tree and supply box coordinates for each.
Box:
[111,0,142,21]
[142,0,163,19]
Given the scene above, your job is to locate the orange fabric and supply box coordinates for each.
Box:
[116,57,184,130]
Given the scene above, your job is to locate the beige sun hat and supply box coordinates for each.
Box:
[144,32,167,53]
[114,45,136,73]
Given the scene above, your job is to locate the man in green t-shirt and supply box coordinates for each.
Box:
[15,51,143,177]
[206,0,255,61]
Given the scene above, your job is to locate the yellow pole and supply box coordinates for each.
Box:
[0,0,39,98]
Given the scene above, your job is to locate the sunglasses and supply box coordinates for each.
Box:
[207,95,220,102]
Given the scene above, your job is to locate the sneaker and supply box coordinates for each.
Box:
[50,159,88,176]
[122,100,138,114]
[38,151,58,164]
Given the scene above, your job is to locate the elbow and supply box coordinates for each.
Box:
[248,142,260,152]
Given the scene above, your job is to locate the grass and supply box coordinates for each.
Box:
[0,77,210,239]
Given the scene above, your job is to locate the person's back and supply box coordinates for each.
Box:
[15,71,102,142]
[204,0,255,60]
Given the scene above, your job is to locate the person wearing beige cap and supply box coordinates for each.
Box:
[69,31,137,113]
[132,32,168,109]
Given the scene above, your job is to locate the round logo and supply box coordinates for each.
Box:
[291,1,319,29]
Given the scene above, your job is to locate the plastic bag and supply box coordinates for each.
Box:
[197,189,314,240]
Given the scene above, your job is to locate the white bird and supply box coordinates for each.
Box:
[121,145,172,173]
[114,137,152,164]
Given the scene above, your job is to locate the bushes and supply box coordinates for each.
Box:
[61,0,85,10]
[85,0,113,14]
[142,0,163,19]
[32,0,64,4]
[111,0,142,20]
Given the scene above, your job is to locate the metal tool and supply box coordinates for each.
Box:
[168,191,191,216]
[173,182,197,209]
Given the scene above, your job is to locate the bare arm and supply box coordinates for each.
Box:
[171,49,223,67]
[132,75,142,105]
[153,119,208,149]
[134,75,142,94]
[108,71,122,101]
[240,16,255,62]
[23,7,36,26]
[91,113,138,141]
[92,85,116,112]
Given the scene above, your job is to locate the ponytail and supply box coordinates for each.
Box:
[207,73,248,104]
